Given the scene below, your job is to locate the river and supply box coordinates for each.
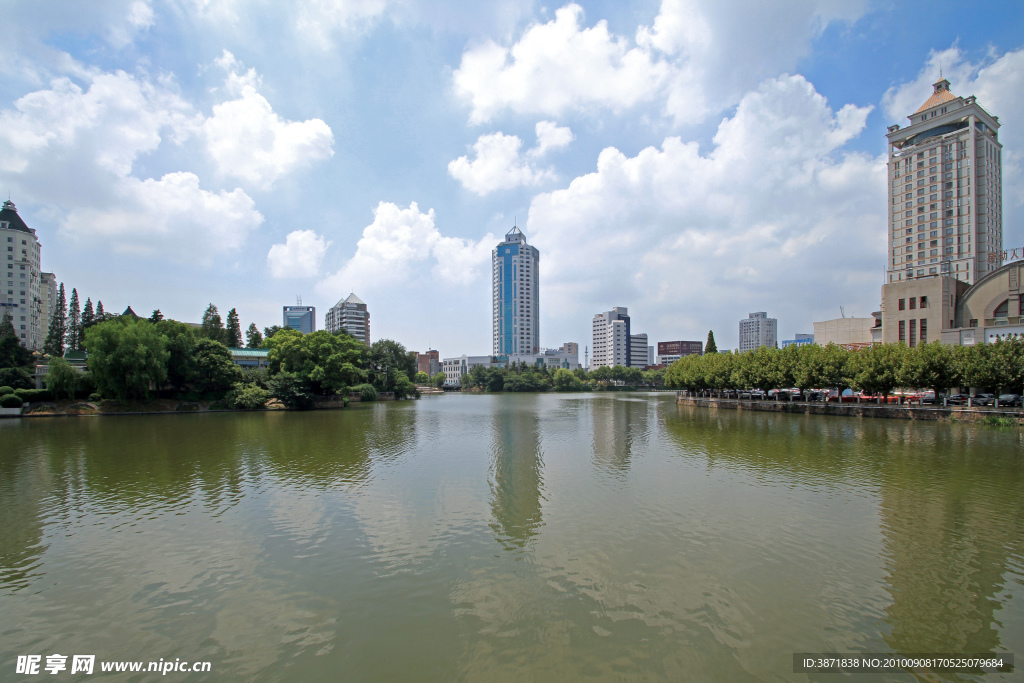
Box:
[1,393,1021,681]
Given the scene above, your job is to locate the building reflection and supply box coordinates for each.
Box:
[488,404,544,550]
[590,396,651,476]
[878,449,1023,655]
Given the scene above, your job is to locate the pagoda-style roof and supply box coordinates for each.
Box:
[913,78,957,115]
[0,200,34,234]
[343,292,364,305]
[121,306,140,319]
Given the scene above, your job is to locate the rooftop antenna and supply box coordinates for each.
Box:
[840,305,846,318]
[296,295,302,306]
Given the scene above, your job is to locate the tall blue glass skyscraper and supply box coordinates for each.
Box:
[492,226,539,355]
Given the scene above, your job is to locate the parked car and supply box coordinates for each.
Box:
[919,391,936,405]
[998,394,1022,407]
[974,393,996,406]
[946,394,967,406]
[749,389,766,400]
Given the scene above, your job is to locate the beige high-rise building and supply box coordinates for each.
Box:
[885,78,1002,285]
[0,200,45,350]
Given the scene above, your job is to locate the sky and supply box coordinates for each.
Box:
[2,0,1023,355]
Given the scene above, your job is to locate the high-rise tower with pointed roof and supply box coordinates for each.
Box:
[492,226,539,355]
[0,199,45,350]
[325,292,370,344]
[885,78,1002,285]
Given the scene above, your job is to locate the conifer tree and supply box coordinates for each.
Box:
[705,330,718,354]
[95,300,105,318]
[44,283,67,356]
[66,288,81,351]
[81,297,94,330]
[200,303,225,343]
[225,308,242,348]
[149,309,164,323]
[0,307,14,339]
[246,323,263,348]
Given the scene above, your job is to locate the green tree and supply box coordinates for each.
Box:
[95,301,105,318]
[44,282,67,357]
[65,288,81,351]
[985,337,1024,394]
[200,304,225,343]
[45,356,79,400]
[817,343,852,394]
[642,368,665,386]
[85,319,169,401]
[149,309,164,323]
[847,343,905,398]
[367,339,414,392]
[192,338,242,394]
[431,371,446,388]
[0,308,32,369]
[899,341,960,394]
[266,329,367,395]
[80,298,95,338]
[225,308,243,348]
[268,371,315,409]
[414,371,429,384]
[245,323,263,349]
[155,320,198,391]
[553,367,584,391]
[623,366,644,385]
[705,330,718,354]
[263,325,282,342]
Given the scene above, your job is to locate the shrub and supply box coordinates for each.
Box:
[88,393,103,402]
[0,394,23,408]
[228,383,270,409]
[0,367,33,390]
[45,357,79,400]
[0,385,13,395]
[268,371,315,410]
[14,388,52,402]
[353,383,378,402]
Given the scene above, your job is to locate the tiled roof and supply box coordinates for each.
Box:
[0,200,33,234]
[228,347,269,357]
[913,88,956,115]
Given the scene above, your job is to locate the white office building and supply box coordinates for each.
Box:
[442,355,496,386]
[0,200,45,350]
[493,226,539,355]
[629,333,649,368]
[738,312,778,352]
[325,292,370,344]
[885,78,1002,284]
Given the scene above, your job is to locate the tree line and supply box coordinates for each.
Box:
[38,314,423,409]
[458,362,667,393]
[664,339,1024,396]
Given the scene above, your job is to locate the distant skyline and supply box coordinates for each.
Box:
[1,0,1022,352]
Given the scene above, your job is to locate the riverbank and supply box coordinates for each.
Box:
[2,396,354,418]
[675,393,1024,425]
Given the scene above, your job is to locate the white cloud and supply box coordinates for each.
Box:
[295,0,391,48]
[317,201,495,297]
[108,0,156,47]
[203,55,334,190]
[267,229,332,278]
[529,120,573,158]
[453,0,868,126]
[453,4,669,125]
[61,172,263,262]
[0,71,197,177]
[449,121,573,195]
[526,74,882,348]
[0,69,265,261]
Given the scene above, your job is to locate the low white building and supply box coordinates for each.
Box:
[442,355,496,386]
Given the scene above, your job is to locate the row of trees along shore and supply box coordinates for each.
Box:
[664,338,1024,397]
[459,362,667,392]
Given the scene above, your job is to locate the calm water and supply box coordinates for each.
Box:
[1,394,1022,681]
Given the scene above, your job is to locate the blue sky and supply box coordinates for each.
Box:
[2,0,1022,353]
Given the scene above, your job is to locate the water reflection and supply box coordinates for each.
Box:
[590,395,652,476]
[488,399,544,549]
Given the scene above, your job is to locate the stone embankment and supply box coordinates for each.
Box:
[675,393,1024,424]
